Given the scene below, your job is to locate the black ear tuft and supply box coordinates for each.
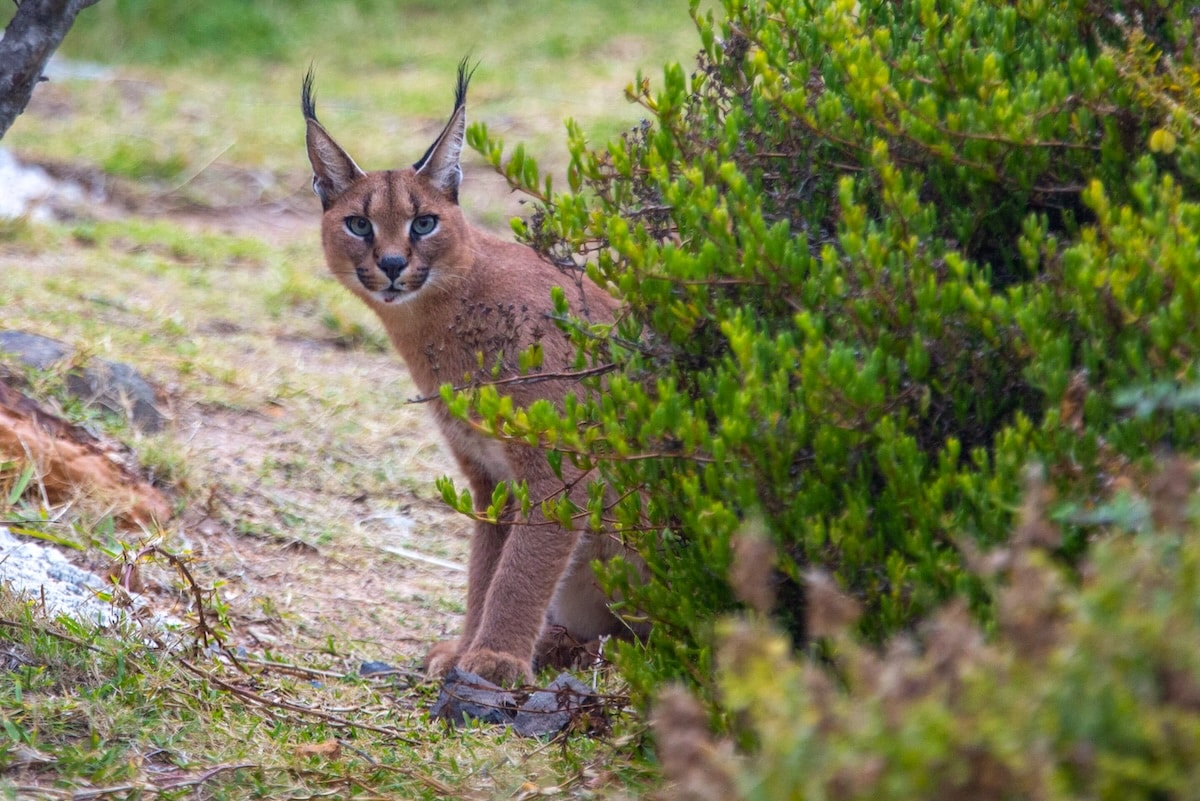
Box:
[413,58,478,174]
[302,64,319,122]
[303,66,366,209]
[454,56,478,111]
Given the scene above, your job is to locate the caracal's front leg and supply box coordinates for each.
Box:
[425,517,508,679]
[456,520,580,686]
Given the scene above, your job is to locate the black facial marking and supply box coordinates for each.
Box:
[385,171,397,210]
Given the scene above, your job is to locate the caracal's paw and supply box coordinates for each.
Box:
[423,639,461,681]
[457,648,534,687]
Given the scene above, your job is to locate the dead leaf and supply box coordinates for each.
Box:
[293,740,340,760]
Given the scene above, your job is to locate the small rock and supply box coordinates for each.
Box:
[430,667,518,726]
[0,330,70,370]
[358,660,397,677]
[0,329,166,432]
[0,525,179,632]
[0,148,81,223]
[0,525,117,626]
[67,358,165,433]
[512,673,600,737]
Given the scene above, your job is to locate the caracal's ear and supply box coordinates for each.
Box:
[302,68,365,210]
[413,58,476,202]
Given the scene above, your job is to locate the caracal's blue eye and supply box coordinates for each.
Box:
[345,216,373,237]
[411,215,437,237]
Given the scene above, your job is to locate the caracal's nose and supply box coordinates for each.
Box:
[378,254,408,281]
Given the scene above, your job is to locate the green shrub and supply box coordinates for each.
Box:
[651,463,1200,799]
[459,0,1200,706]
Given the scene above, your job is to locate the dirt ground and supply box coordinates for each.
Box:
[172,384,469,667]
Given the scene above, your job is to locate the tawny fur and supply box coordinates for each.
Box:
[303,63,643,686]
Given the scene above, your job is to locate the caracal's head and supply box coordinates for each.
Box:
[302,61,476,310]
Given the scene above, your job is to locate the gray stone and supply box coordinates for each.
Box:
[0,147,95,223]
[67,358,165,433]
[358,660,397,677]
[0,525,181,632]
[430,667,603,737]
[512,672,599,737]
[0,330,70,370]
[0,329,166,432]
[0,524,120,627]
[430,667,518,726]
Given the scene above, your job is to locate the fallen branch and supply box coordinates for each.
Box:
[70,763,259,800]
[378,544,466,573]
[0,615,106,655]
[119,544,221,651]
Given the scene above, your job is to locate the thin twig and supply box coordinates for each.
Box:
[379,545,467,572]
[0,616,106,654]
[179,659,421,745]
[123,544,227,655]
[70,763,258,799]
[154,141,235,196]
[218,653,359,681]
[7,787,68,800]
[372,763,463,797]
[408,363,618,404]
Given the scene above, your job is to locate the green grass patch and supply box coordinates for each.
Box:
[0,591,658,800]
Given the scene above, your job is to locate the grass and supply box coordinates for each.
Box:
[0,592,657,799]
[0,1,704,797]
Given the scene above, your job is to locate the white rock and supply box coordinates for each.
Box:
[0,525,120,625]
[0,147,90,222]
[0,525,182,635]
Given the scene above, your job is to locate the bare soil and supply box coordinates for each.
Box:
[167,347,471,667]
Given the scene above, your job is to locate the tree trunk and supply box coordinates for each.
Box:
[0,0,103,140]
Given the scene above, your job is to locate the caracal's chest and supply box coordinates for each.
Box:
[434,404,515,487]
